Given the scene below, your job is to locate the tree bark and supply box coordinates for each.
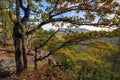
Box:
[12,0,28,75]
[22,32,27,69]
[13,22,28,75]
[13,22,23,75]
[34,48,37,70]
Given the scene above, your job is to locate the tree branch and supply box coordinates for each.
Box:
[36,30,120,61]
[51,4,96,17]
[49,0,60,15]
[19,0,26,11]
[35,29,60,49]
[36,40,70,61]
[20,0,30,22]
[26,17,119,35]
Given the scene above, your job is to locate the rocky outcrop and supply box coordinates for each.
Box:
[0,59,16,77]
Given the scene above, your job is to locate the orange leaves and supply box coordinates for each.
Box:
[84,1,92,9]
[105,0,113,5]
[97,0,119,15]
[84,11,95,22]
[97,6,113,15]
[60,4,67,11]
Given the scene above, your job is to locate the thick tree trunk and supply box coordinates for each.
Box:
[13,22,27,75]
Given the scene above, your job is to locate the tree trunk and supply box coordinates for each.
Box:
[13,22,27,75]
[21,29,27,69]
[34,48,37,70]
[77,67,82,80]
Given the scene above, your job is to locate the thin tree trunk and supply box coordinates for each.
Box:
[22,32,27,69]
[78,67,82,80]
[82,64,87,80]
[34,48,37,70]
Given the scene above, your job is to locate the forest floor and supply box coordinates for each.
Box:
[0,46,34,64]
[0,46,74,80]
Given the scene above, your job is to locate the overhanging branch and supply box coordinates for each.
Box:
[36,30,120,61]
[35,29,60,49]
[51,5,96,17]
[26,17,119,35]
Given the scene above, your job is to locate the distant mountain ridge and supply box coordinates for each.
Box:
[58,28,90,34]
[100,37,119,46]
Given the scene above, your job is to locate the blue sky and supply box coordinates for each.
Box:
[30,0,120,31]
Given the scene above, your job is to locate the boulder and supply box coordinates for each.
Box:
[0,59,16,77]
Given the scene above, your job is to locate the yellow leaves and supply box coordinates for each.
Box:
[89,40,119,57]
[77,53,101,63]
[56,34,65,42]
[42,13,50,21]
[58,48,77,61]
[28,0,35,8]
[28,0,33,5]
[74,39,118,64]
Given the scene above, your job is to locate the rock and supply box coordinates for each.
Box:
[0,59,16,77]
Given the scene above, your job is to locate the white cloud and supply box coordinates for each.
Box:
[114,0,120,4]
[42,23,114,31]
